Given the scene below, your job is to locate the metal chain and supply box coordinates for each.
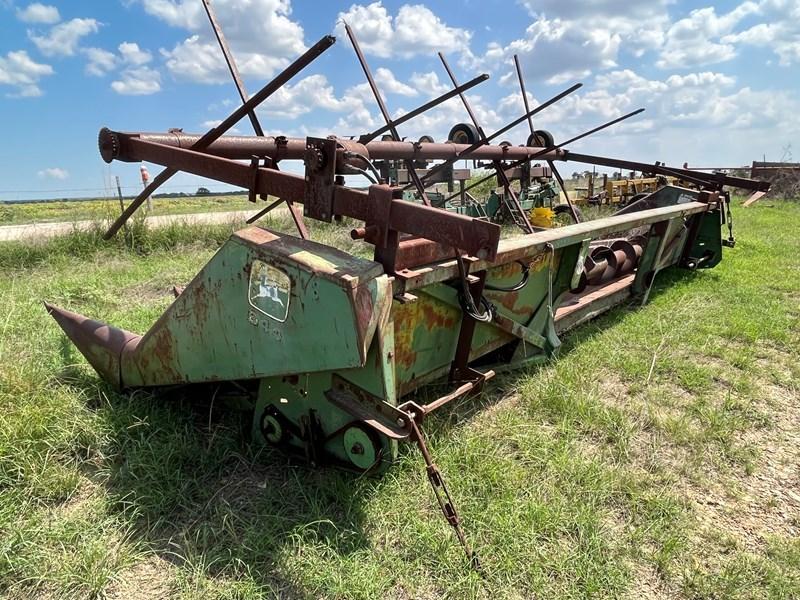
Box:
[408,417,482,571]
[724,191,735,246]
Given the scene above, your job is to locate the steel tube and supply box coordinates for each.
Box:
[102,130,564,163]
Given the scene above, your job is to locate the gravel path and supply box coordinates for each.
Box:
[0,210,253,242]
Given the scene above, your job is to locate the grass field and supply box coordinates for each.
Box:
[0,195,255,226]
[0,202,798,599]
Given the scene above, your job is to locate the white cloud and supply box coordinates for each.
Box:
[517,0,670,20]
[723,1,800,66]
[258,74,350,119]
[498,67,796,140]
[38,167,68,179]
[118,42,152,66]
[111,66,161,95]
[656,4,760,69]
[475,1,672,87]
[29,18,100,57]
[138,0,306,84]
[374,67,417,97]
[83,47,117,76]
[16,3,60,24]
[0,50,54,97]
[83,42,153,77]
[335,2,472,59]
[410,71,450,96]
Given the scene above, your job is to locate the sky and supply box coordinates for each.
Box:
[0,0,798,201]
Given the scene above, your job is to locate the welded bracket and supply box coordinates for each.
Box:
[303,136,337,222]
[248,155,262,203]
[364,184,394,248]
[324,382,410,440]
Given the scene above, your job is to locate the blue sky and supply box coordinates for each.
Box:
[1,0,798,200]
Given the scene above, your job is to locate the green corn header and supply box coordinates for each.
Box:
[45,20,769,566]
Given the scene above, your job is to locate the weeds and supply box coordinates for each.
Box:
[0,202,798,598]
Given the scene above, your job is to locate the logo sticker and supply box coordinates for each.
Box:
[248,260,290,322]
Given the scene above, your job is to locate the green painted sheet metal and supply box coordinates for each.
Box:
[120,227,391,387]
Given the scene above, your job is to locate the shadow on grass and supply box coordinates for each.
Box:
[52,368,382,597]
[52,264,699,595]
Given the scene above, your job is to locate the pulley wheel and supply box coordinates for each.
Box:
[527,129,555,148]
[448,123,480,145]
[343,425,380,470]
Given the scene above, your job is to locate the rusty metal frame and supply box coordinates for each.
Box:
[104,34,336,239]
[120,137,501,259]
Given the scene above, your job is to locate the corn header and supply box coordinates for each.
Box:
[45,3,769,568]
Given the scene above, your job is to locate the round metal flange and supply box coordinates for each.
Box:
[342,425,380,471]
[260,413,284,445]
[98,127,120,163]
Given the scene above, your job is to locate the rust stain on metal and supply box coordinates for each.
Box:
[393,294,459,372]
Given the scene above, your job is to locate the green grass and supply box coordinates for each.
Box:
[0,202,798,598]
[0,194,256,226]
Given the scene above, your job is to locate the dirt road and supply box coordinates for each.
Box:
[0,210,252,242]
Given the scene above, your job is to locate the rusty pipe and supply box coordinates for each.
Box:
[99,129,564,165]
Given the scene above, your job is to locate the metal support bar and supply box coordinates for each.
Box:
[201,0,308,238]
[344,22,431,205]
[103,34,336,239]
[440,52,533,233]
[201,0,263,136]
[103,130,566,163]
[245,196,284,224]
[359,74,489,143]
